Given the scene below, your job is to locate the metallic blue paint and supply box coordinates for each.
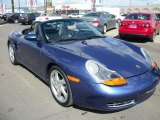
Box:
[8,19,160,111]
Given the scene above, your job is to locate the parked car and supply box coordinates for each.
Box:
[6,13,23,23]
[155,13,160,19]
[81,12,117,33]
[116,14,127,23]
[68,13,84,18]
[1,13,13,21]
[35,13,62,22]
[119,12,160,42]
[19,13,40,25]
[0,14,2,19]
[8,19,160,111]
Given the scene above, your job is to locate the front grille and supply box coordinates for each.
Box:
[107,100,135,108]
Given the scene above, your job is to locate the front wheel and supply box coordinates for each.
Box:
[14,19,18,24]
[49,66,73,107]
[8,43,18,65]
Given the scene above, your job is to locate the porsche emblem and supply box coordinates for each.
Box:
[136,65,141,69]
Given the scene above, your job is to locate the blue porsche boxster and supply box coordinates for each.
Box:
[8,19,160,111]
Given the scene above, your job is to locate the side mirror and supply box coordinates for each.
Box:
[24,33,37,41]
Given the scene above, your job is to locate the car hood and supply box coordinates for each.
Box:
[55,37,151,78]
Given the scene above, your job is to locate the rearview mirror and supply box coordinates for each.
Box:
[24,34,37,41]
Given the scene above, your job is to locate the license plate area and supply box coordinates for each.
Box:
[129,24,137,28]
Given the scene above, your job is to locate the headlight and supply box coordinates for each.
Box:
[86,60,127,86]
[141,48,157,68]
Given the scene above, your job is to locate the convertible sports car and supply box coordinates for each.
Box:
[8,19,160,111]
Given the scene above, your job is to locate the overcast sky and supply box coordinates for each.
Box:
[2,0,160,8]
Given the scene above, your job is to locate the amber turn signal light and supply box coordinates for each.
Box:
[101,77,127,86]
[67,76,80,83]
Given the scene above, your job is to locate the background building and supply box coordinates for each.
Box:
[120,5,160,14]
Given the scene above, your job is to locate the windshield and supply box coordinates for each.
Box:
[125,14,150,20]
[42,20,104,43]
[22,13,29,17]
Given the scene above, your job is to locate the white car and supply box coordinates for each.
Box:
[35,13,63,22]
[68,13,84,18]
[116,14,127,23]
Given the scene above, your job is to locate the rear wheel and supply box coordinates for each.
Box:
[117,19,121,23]
[115,22,118,29]
[49,66,73,107]
[8,43,18,65]
[157,30,160,35]
[119,34,125,39]
[103,24,107,34]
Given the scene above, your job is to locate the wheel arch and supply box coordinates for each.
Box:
[46,62,67,82]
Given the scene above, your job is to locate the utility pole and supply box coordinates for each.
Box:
[18,0,20,13]
[11,0,14,13]
[92,0,96,12]
[0,0,3,14]
[44,0,47,13]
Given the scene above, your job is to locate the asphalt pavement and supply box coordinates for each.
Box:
[0,23,160,120]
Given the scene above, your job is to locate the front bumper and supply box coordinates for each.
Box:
[71,67,160,111]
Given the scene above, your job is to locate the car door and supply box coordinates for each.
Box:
[102,12,112,30]
[107,13,116,29]
[18,23,42,74]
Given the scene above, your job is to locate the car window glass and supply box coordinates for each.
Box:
[42,20,103,43]
[125,14,150,20]
[102,13,108,18]
[30,22,39,34]
[106,13,111,18]
[152,14,158,21]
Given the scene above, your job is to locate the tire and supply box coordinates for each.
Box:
[103,24,107,34]
[149,35,155,42]
[49,66,73,107]
[119,34,125,39]
[115,22,118,29]
[8,43,18,65]
[117,19,121,23]
[157,30,159,35]
[14,19,18,24]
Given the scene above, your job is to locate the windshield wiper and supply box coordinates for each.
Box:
[53,38,82,43]
[85,36,105,40]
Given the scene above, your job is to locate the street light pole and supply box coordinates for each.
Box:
[44,0,47,13]
[11,0,14,13]
[18,0,20,13]
[0,0,3,14]
[92,0,96,12]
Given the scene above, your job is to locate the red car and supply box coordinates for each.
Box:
[119,12,160,41]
